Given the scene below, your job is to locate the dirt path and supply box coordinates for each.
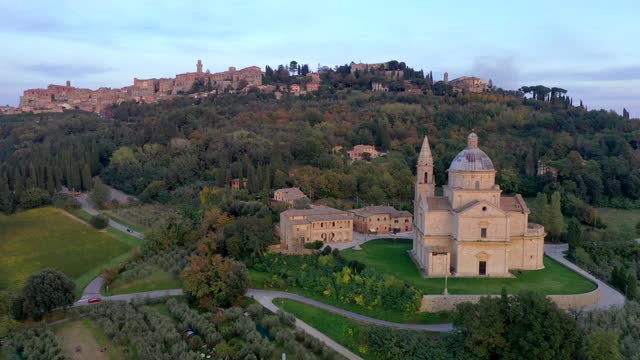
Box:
[55,319,109,360]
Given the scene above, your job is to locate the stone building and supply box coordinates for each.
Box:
[449,76,488,93]
[18,60,264,114]
[273,187,307,206]
[279,205,354,248]
[230,178,248,190]
[412,133,545,277]
[349,206,413,234]
[347,145,381,161]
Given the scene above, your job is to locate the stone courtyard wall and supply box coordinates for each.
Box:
[420,287,600,312]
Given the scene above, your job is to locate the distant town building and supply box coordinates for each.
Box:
[279,205,354,248]
[347,145,381,161]
[371,82,388,92]
[230,178,248,190]
[0,106,21,115]
[273,187,307,206]
[349,206,413,234]
[18,60,264,114]
[449,76,488,93]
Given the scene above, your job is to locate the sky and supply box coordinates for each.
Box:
[1,0,639,117]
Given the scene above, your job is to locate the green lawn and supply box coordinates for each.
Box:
[596,208,640,235]
[274,298,375,359]
[104,268,181,295]
[341,238,596,295]
[0,207,132,290]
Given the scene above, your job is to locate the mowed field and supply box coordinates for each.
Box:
[596,208,640,235]
[0,207,132,290]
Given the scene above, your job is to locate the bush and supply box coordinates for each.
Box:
[18,188,51,209]
[303,240,324,250]
[89,214,109,229]
[52,193,80,210]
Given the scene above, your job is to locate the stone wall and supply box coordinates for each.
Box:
[420,287,600,312]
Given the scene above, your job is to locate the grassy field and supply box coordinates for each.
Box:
[0,207,132,290]
[275,298,374,359]
[105,269,181,295]
[249,269,451,324]
[54,318,132,360]
[596,208,640,235]
[341,238,596,295]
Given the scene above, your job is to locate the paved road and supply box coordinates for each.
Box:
[76,193,144,239]
[247,289,453,332]
[544,244,625,310]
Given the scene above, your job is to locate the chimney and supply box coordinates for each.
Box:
[66,80,71,87]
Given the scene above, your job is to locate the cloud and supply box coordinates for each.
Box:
[22,64,113,78]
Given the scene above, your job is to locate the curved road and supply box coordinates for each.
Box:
[76,192,144,239]
[544,244,625,310]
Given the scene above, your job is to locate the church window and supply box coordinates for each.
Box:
[482,206,487,211]
[481,228,487,238]
[475,181,480,189]
[424,172,428,182]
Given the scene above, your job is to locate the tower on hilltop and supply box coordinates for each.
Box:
[444,72,449,84]
[197,60,203,74]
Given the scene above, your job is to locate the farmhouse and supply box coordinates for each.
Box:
[412,133,546,277]
[279,205,353,248]
[349,206,412,234]
[273,187,307,206]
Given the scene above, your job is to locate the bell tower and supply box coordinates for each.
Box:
[415,135,435,202]
[197,59,203,74]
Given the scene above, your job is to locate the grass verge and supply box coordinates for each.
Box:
[104,269,181,296]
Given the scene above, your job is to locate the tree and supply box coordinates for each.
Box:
[636,221,640,236]
[0,173,14,213]
[89,214,109,229]
[81,164,92,191]
[89,177,109,209]
[18,187,50,210]
[585,329,623,360]
[222,216,274,260]
[626,272,637,300]
[547,191,564,242]
[289,60,298,75]
[21,269,75,319]
[531,192,550,226]
[182,254,249,310]
[454,291,579,360]
[566,218,583,258]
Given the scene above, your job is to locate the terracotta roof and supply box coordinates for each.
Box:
[500,194,530,213]
[282,205,351,217]
[426,197,451,210]
[348,206,412,218]
[274,187,306,201]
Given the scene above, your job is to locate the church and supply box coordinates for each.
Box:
[412,133,546,277]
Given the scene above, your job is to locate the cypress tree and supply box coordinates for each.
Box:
[566,218,582,255]
[547,192,564,242]
[81,164,93,191]
[627,272,638,300]
[0,173,13,213]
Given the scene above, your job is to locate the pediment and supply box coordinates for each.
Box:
[475,251,490,260]
[456,200,506,217]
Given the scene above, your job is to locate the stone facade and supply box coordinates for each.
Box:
[279,205,354,248]
[18,60,264,114]
[349,206,413,234]
[449,76,488,93]
[413,133,546,278]
[273,187,307,206]
[420,287,600,312]
[230,178,248,190]
[347,145,381,161]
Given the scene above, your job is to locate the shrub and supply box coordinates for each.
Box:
[304,240,324,250]
[89,214,109,229]
[18,187,51,209]
[52,193,80,210]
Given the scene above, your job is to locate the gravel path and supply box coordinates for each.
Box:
[544,243,625,310]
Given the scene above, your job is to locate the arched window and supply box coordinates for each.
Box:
[424,172,429,183]
[475,181,480,189]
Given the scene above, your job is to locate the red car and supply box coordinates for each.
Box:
[88,298,102,304]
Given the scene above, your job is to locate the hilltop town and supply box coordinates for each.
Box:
[0,60,492,116]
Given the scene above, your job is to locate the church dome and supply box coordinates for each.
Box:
[448,133,495,171]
